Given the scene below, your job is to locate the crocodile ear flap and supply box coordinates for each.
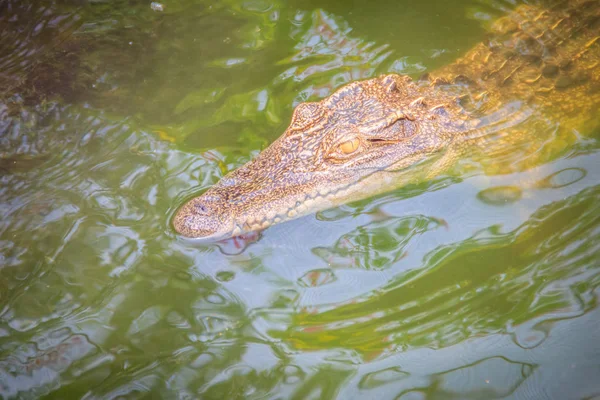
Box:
[289,102,324,132]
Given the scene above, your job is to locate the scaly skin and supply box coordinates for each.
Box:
[173,0,600,240]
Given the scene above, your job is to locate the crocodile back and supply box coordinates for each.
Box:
[436,0,600,126]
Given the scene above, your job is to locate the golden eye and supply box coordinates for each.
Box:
[339,138,360,154]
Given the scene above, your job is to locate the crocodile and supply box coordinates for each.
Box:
[173,0,600,240]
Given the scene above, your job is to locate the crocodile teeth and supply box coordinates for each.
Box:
[266,210,277,221]
[318,187,330,196]
[295,204,307,214]
[304,198,316,209]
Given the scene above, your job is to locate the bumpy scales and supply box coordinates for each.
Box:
[174,0,600,240]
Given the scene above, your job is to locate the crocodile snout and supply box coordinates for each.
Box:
[173,194,232,239]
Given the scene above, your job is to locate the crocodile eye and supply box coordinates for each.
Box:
[339,138,360,154]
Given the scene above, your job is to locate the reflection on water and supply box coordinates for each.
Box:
[276,9,394,98]
[313,214,445,270]
[1,0,599,398]
[277,183,600,354]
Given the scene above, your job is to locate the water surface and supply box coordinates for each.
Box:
[1,0,599,398]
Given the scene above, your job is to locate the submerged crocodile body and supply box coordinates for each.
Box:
[174,0,600,240]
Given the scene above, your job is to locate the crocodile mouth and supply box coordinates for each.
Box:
[173,164,404,241]
[173,185,338,241]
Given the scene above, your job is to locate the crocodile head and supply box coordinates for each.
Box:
[173,74,471,240]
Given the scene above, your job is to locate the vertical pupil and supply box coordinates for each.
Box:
[340,138,360,154]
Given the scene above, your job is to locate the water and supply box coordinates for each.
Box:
[1,0,599,398]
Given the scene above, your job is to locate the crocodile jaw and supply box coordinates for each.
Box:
[172,155,424,241]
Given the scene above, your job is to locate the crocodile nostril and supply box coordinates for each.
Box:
[173,197,224,238]
[190,194,225,216]
[194,203,208,214]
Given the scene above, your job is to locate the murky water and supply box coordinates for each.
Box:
[1,0,599,398]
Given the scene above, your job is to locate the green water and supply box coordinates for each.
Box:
[1,0,599,398]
